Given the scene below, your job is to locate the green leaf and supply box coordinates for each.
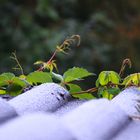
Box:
[6,84,23,96]
[1,73,15,80]
[98,87,120,100]
[43,60,58,72]
[4,77,28,96]
[51,72,63,82]
[0,90,6,95]
[102,90,113,100]
[96,71,120,86]
[98,87,113,100]
[0,73,15,86]
[0,75,8,86]
[123,73,140,87]
[95,79,100,87]
[12,77,27,87]
[26,71,52,84]
[19,74,26,79]
[106,87,120,95]
[68,84,95,100]
[63,67,94,83]
[34,61,44,65]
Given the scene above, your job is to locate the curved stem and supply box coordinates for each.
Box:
[119,58,131,77]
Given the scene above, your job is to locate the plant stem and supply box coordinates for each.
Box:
[71,87,98,95]
[11,52,24,75]
[37,50,58,71]
[47,50,58,64]
[119,58,131,77]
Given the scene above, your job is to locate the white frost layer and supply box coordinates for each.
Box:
[112,87,140,115]
[0,113,74,140]
[63,99,129,140]
[55,100,86,116]
[0,98,17,123]
[9,83,70,115]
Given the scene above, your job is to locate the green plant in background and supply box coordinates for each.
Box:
[34,35,80,72]
[0,0,140,77]
[0,35,140,100]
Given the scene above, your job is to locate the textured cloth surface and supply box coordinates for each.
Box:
[0,83,139,140]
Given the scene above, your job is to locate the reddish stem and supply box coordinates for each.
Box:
[71,87,98,95]
[37,66,44,71]
[47,50,58,64]
[37,49,58,71]
[119,58,131,77]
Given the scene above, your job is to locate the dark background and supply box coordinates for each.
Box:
[0,0,140,79]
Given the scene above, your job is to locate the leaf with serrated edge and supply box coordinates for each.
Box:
[63,67,94,83]
[26,71,52,84]
[0,73,15,86]
[6,84,23,96]
[68,84,95,100]
[98,71,120,86]
[12,77,27,87]
[123,73,140,87]
[1,73,15,81]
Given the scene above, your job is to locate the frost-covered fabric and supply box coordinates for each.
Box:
[9,83,70,115]
[0,85,139,140]
[0,98,17,123]
[112,87,140,115]
[0,113,74,140]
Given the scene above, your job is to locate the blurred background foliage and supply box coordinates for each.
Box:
[0,0,140,81]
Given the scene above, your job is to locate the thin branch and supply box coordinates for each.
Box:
[37,50,58,71]
[71,87,98,95]
[47,50,58,64]
[11,52,24,75]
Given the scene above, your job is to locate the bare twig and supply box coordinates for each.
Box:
[71,87,98,95]
[10,52,24,75]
